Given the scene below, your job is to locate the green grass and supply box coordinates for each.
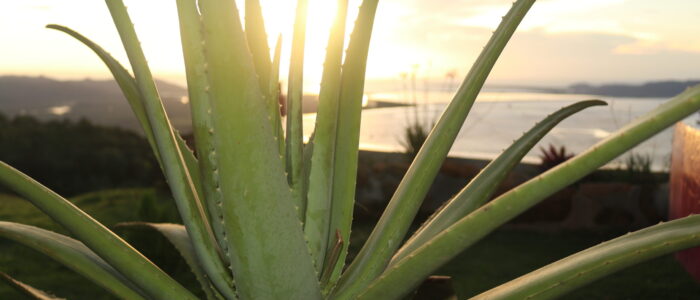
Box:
[0,189,199,299]
[0,189,155,233]
[441,229,700,299]
[0,189,697,299]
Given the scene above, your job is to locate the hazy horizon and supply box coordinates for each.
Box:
[3,1,700,92]
[2,73,698,94]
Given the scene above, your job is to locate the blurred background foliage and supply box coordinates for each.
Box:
[0,113,164,196]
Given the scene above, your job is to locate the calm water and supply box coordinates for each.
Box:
[302,91,700,171]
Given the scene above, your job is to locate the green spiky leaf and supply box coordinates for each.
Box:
[197,0,322,298]
[304,0,350,275]
[245,0,272,94]
[0,222,145,300]
[105,0,232,296]
[174,0,231,275]
[392,99,606,263]
[358,84,700,300]
[0,271,63,300]
[332,1,535,298]
[269,34,285,157]
[116,222,224,300]
[286,0,309,220]
[473,215,700,300]
[46,24,204,205]
[45,24,160,164]
[0,163,194,300]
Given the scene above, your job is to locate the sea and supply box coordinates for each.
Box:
[301,90,700,172]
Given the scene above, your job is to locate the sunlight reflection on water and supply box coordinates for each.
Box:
[303,92,690,171]
[49,105,71,116]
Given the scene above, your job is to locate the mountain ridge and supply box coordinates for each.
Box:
[2,76,698,133]
[0,76,191,132]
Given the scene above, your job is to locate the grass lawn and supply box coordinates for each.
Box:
[440,229,700,299]
[0,189,697,299]
[0,189,199,299]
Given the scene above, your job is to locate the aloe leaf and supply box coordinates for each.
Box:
[319,0,379,294]
[269,34,285,157]
[0,162,195,299]
[392,99,606,264]
[473,215,700,300]
[0,271,63,300]
[175,129,207,217]
[304,0,349,273]
[245,0,272,94]
[105,0,233,297]
[197,0,322,298]
[46,24,203,201]
[174,0,230,269]
[116,222,223,300]
[320,230,344,289]
[0,222,145,300]
[357,84,700,299]
[303,131,315,205]
[45,24,160,165]
[286,0,309,220]
[332,1,535,298]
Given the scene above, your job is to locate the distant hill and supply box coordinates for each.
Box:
[2,76,697,133]
[565,80,700,98]
[488,80,700,98]
[0,76,328,133]
[0,76,191,133]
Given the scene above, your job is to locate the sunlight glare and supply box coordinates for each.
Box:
[258,0,340,93]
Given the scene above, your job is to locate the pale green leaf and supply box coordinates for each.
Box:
[269,34,285,158]
[323,0,380,295]
[105,0,233,296]
[332,1,535,298]
[0,164,194,300]
[45,24,160,165]
[474,215,700,299]
[0,222,144,300]
[304,0,349,275]
[174,0,232,277]
[0,271,63,300]
[197,0,322,298]
[358,84,700,299]
[245,0,272,94]
[286,0,309,220]
[46,24,203,204]
[392,99,606,264]
[116,222,224,300]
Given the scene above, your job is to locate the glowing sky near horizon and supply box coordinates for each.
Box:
[2,0,700,89]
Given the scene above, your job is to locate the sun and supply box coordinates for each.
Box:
[257,0,341,93]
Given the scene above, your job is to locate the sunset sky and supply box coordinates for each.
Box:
[2,0,700,89]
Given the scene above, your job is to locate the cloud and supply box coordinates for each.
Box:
[366,0,700,84]
[614,40,700,55]
[490,30,700,84]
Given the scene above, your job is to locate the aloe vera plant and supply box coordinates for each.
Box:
[2,0,700,299]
